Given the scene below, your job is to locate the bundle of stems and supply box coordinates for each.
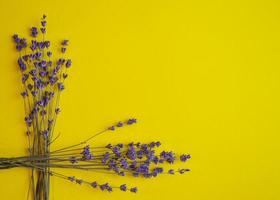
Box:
[7,15,191,200]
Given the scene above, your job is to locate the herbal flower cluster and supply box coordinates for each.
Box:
[0,15,191,200]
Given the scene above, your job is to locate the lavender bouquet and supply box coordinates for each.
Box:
[1,15,191,200]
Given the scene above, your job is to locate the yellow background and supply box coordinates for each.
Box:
[0,0,279,199]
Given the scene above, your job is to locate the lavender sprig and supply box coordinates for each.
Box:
[2,15,192,200]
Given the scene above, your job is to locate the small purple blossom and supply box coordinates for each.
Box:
[100,183,111,192]
[61,40,69,46]
[57,82,65,91]
[76,179,83,185]
[91,181,98,188]
[66,59,72,68]
[31,27,38,37]
[21,91,28,97]
[127,118,137,125]
[18,58,26,71]
[81,145,93,160]
[41,27,46,34]
[68,176,75,182]
[120,184,127,191]
[63,73,68,79]
[42,130,49,138]
[47,51,52,57]
[117,121,123,127]
[41,20,47,27]
[179,168,190,174]
[168,169,175,174]
[22,74,29,83]
[180,154,191,162]
[108,126,115,131]
[55,108,61,114]
[61,47,66,53]
[130,187,138,193]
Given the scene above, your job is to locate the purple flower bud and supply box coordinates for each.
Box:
[117,121,123,127]
[179,168,190,174]
[127,118,137,125]
[55,108,61,114]
[41,20,47,27]
[47,51,52,57]
[155,141,161,147]
[102,152,110,164]
[44,41,50,48]
[48,119,53,126]
[76,179,83,185]
[24,116,32,127]
[39,71,47,77]
[41,27,46,34]
[21,91,28,97]
[16,44,23,51]
[130,187,138,193]
[57,58,65,65]
[42,130,49,138]
[57,82,65,91]
[108,126,115,131]
[120,184,127,191]
[63,73,68,79]
[91,181,98,188]
[31,27,38,37]
[66,59,72,68]
[160,151,176,164]
[119,171,125,176]
[22,55,29,61]
[61,40,69,46]
[180,154,191,162]
[29,69,37,77]
[31,90,38,97]
[49,76,58,85]
[100,183,110,191]
[41,110,47,116]
[18,58,26,71]
[81,145,93,160]
[120,158,129,169]
[168,169,175,174]
[68,176,75,182]
[61,47,66,53]
[22,74,29,83]
[12,34,20,43]
[153,167,163,174]
[117,143,124,148]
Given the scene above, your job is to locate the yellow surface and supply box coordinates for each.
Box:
[0,0,279,199]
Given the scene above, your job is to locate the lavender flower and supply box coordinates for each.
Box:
[66,59,72,68]
[9,16,191,198]
[168,169,175,174]
[127,118,137,125]
[61,47,66,53]
[31,27,38,37]
[120,184,127,191]
[68,176,75,182]
[18,58,26,71]
[91,181,98,188]
[61,39,69,46]
[180,154,191,162]
[58,82,65,91]
[117,121,123,127]
[130,187,138,193]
